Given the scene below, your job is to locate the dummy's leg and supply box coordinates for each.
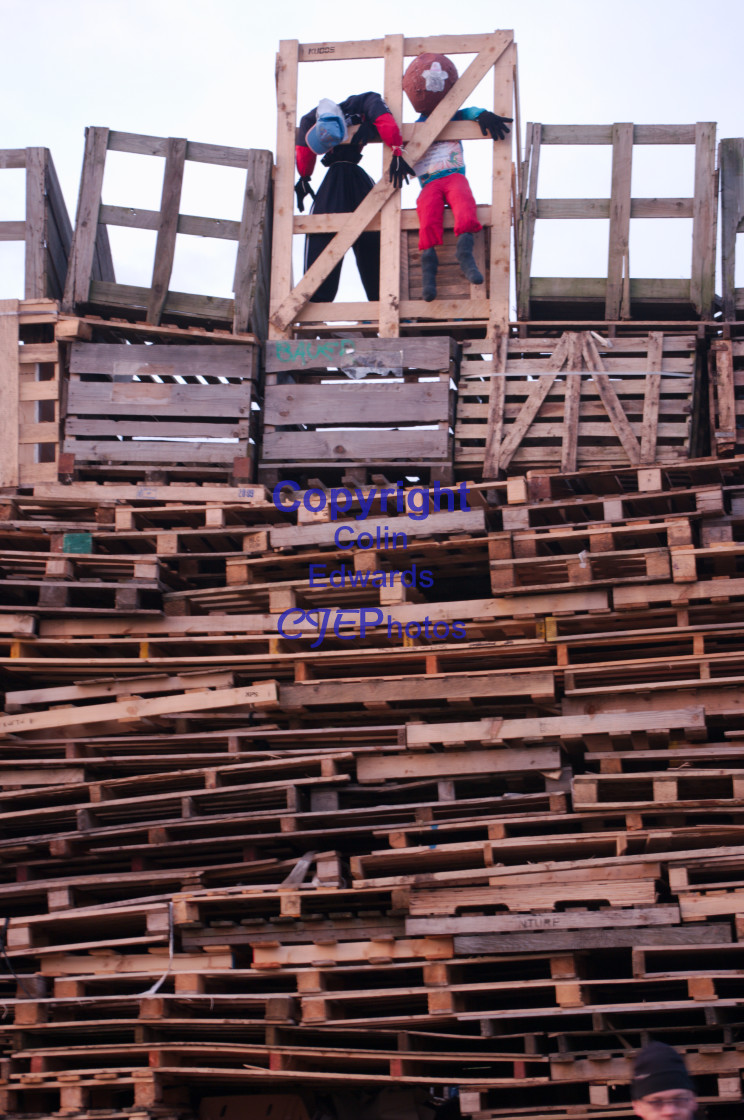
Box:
[443,174,484,285]
[416,180,446,301]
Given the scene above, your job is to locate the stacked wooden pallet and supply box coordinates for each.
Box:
[1,458,744,1120]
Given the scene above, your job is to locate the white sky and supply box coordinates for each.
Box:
[2,0,743,304]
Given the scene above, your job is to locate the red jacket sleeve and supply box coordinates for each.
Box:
[373,111,403,152]
[295,145,316,178]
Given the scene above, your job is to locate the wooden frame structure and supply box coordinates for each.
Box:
[269,32,517,340]
[0,148,72,300]
[517,123,718,321]
[62,128,273,337]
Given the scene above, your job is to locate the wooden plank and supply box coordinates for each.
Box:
[536,198,694,220]
[262,429,450,462]
[62,439,243,465]
[0,299,19,488]
[5,671,236,709]
[65,419,248,439]
[560,331,583,472]
[269,509,486,548]
[481,333,508,479]
[454,923,730,954]
[270,33,513,331]
[69,342,255,378]
[281,669,554,710]
[497,333,570,470]
[233,149,273,336]
[690,122,717,318]
[640,331,664,463]
[100,204,239,239]
[0,681,278,737]
[268,39,300,340]
[712,340,736,452]
[23,148,47,300]
[87,280,234,322]
[264,382,450,426]
[265,336,454,373]
[605,123,633,320]
[582,333,641,464]
[357,746,560,783]
[147,137,187,324]
[405,707,705,748]
[539,124,697,145]
[488,40,515,335]
[379,33,404,338]
[67,380,251,418]
[407,906,681,935]
[719,138,744,321]
[517,123,540,319]
[63,126,109,310]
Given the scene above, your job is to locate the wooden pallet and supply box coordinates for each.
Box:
[456,331,699,478]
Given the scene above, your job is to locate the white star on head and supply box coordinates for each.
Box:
[422,61,447,92]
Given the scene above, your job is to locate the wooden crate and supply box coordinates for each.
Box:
[62,127,273,337]
[455,330,699,478]
[0,148,74,300]
[270,33,516,339]
[61,341,259,480]
[260,335,457,481]
[0,299,62,488]
[516,123,718,321]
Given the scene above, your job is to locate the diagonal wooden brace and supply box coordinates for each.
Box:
[270,32,513,331]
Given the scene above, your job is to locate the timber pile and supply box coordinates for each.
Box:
[1,456,744,1120]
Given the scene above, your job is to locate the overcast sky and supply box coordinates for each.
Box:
[2,0,743,304]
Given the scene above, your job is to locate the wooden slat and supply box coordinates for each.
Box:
[560,331,583,472]
[481,333,508,479]
[23,148,47,300]
[640,331,664,463]
[536,198,694,219]
[61,440,243,464]
[147,137,187,325]
[268,39,300,340]
[67,381,252,418]
[99,205,240,240]
[233,149,273,336]
[605,123,633,319]
[265,336,454,373]
[690,122,718,318]
[0,300,19,487]
[496,333,570,470]
[719,138,744,322]
[488,39,515,335]
[517,123,540,319]
[63,126,110,310]
[581,333,641,464]
[264,382,450,426]
[712,339,736,453]
[69,342,255,378]
[262,429,450,462]
[88,280,234,322]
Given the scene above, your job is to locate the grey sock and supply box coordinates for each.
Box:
[456,232,484,285]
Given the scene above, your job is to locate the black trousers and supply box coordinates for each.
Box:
[305,162,380,302]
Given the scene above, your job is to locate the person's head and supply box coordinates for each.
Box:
[306,99,348,155]
[631,1042,696,1120]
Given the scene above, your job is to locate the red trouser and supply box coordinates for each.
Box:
[416,172,482,250]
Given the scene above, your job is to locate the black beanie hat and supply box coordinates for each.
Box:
[631,1042,695,1100]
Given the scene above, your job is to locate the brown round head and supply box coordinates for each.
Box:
[403,53,458,115]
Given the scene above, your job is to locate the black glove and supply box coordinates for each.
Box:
[294,176,316,213]
[389,151,416,189]
[476,111,513,141]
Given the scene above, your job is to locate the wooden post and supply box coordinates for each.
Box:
[379,33,405,338]
[488,39,516,336]
[517,123,540,320]
[605,123,633,320]
[0,300,19,487]
[690,122,717,318]
[63,126,110,311]
[719,138,744,322]
[148,137,187,325]
[269,40,300,341]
